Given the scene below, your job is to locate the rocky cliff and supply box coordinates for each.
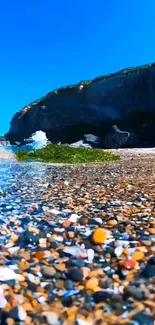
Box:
[6,62,155,146]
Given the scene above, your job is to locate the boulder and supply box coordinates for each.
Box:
[83,134,101,147]
[103,125,130,149]
[69,134,102,149]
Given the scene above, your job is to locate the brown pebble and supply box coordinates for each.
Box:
[35,251,45,260]
[55,263,66,272]
[19,259,30,271]
[6,319,15,325]
[67,231,75,239]
[43,266,56,277]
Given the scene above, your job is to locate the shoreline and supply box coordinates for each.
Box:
[0,147,155,164]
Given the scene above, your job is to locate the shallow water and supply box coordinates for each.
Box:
[0,162,58,219]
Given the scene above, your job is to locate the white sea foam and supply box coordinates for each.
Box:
[26,130,48,150]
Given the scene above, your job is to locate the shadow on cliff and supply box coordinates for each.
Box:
[5,112,155,148]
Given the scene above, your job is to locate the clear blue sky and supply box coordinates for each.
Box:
[1,0,155,134]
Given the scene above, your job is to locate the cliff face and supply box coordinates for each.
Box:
[6,63,155,146]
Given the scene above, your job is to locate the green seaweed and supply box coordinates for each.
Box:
[15,144,120,164]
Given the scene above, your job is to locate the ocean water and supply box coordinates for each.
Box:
[0,130,48,156]
[0,145,17,153]
[0,161,56,221]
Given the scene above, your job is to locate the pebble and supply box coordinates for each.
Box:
[92,228,108,244]
[132,251,144,261]
[42,311,59,325]
[68,213,79,223]
[123,285,146,300]
[43,266,56,277]
[120,259,136,270]
[85,278,99,291]
[115,246,123,257]
[93,290,110,303]
[141,264,155,278]
[0,267,18,281]
[67,268,84,282]
[62,220,71,228]
[133,311,154,325]
[87,248,94,262]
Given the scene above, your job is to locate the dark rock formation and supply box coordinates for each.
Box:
[103,125,130,149]
[5,62,155,147]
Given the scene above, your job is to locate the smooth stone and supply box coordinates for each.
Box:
[64,280,74,290]
[123,285,146,300]
[23,230,43,245]
[120,259,136,270]
[141,264,155,278]
[92,228,107,245]
[77,319,91,325]
[63,246,85,258]
[43,266,56,277]
[42,311,59,325]
[93,291,110,303]
[68,213,80,223]
[0,267,18,281]
[147,256,155,265]
[87,248,94,262]
[66,268,83,282]
[8,306,27,321]
[133,311,154,325]
[85,278,99,291]
[61,296,73,307]
[115,246,123,257]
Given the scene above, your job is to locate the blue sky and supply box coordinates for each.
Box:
[0,0,155,134]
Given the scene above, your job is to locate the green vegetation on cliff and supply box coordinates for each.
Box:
[15,144,119,164]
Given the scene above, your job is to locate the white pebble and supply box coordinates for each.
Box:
[49,209,61,215]
[0,286,7,308]
[87,249,94,262]
[64,181,69,186]
[94,217,103,224]
[8,265,19,270]
[38,295,47,303]
[68,213,80,223]
[0,267,17,281]
[18,306,27,321]
[77,319,92,325]
[56,236,64,242]
[115,246,123,257]
[84,229,91,237]
[42,311,59,325]
[8,246,20,253]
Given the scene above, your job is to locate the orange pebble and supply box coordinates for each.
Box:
[107,219,117,226]
[92,228,107,244]
[67,231,75,239]
[62,220,71,228]
[149,228,155,234]
[85,278,99,291]
[132,251,144,261]
[123,248,129,255]
[19,260,30,271]
[35,251,45,261]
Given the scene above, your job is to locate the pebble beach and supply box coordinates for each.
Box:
[0,149,155,325]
